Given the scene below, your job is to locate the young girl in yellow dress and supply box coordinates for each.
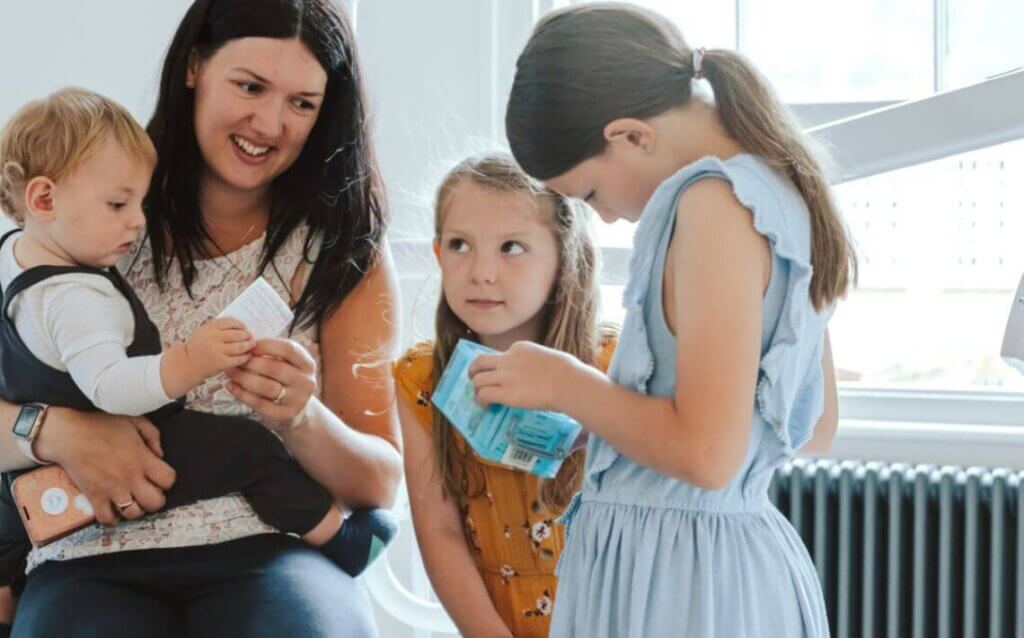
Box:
[393,153,616,637]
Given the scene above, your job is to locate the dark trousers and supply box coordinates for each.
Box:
[0,409,334,585]
[156,409,333,532]
[11,534,377,637]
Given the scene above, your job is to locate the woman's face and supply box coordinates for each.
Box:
[188,37,328,196]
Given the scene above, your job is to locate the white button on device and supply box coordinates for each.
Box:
[41,487,69,516]
[74,494,94,516]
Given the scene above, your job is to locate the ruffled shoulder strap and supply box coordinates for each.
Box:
[588,154,834,494]
[722,156,834,453]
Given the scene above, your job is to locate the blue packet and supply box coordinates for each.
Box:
[431,339,583,478]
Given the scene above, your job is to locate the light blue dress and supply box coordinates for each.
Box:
[550,154,832,637]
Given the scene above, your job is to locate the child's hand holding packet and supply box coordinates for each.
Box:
[431,339,583,478]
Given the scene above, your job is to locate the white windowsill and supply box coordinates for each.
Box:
[808,418,1024,470]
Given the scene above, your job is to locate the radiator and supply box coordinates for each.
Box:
[769,459,1022,638]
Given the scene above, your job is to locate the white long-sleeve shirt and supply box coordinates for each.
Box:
[0,235,172,415]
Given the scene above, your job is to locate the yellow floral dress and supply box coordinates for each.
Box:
[393,335,616,638]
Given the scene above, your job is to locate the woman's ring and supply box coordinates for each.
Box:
[115,499,136,512]
[273,385,287,404]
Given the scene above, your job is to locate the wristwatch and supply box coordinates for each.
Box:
[12,403,51,465]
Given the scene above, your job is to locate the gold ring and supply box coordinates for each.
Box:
[115,500,135,511]
[273,385,287,405]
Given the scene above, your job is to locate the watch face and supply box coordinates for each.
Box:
[13,404,42,439]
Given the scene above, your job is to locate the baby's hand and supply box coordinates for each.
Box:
[185,318,254,379]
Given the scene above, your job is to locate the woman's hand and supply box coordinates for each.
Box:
[33,409,177,526]
[468,341,577,412]
[224,338,318,433]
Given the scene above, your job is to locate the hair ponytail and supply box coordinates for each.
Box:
[699,48,856,308]
[507,3,857,308]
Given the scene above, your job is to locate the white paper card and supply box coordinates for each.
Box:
[217,277,293,340]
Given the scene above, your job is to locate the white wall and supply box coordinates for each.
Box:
[0,2,192,126]
[357,0,499,356]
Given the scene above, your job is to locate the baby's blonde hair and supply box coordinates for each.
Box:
[0,87,155,223]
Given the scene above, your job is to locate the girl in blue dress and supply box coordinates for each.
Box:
[469,4,855,636]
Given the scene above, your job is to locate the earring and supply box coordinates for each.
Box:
[642,144,652,153]
[186,79,195,89]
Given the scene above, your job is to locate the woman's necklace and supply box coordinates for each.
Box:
[190,221,265,308]
[212,221,260,277]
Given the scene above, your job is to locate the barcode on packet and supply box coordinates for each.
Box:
[501,445,538,472]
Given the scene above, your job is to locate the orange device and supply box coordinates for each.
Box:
[11,465,95,546]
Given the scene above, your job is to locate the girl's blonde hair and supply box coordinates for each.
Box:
[0,87,155,223]
[506,3,857,309]
[431,152,609,514]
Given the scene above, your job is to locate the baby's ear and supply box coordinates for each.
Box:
[24,176,56,222]
[432,239,441,262]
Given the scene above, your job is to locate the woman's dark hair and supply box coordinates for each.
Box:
[145,0,385,330]
[507,2,856,309]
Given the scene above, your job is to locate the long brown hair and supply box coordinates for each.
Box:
[506,3,856,309]
[145,0,384,331]
[431,153,607,514]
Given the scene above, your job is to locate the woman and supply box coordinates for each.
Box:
[0,1,401,635]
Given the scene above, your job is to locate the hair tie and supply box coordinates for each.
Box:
[692,48,706,80]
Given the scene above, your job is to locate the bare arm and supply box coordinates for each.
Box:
[472,180,771,490]
[228,249,404,508]
[799,330,838,455]
[399,400,513,638]
[0,399,175,524]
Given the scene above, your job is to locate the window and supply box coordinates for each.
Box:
[830,140,1024,391]
[740,0,933,103]
[572,0,1024,98]
[945,1,1024,90]
[574,0,1024,396]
